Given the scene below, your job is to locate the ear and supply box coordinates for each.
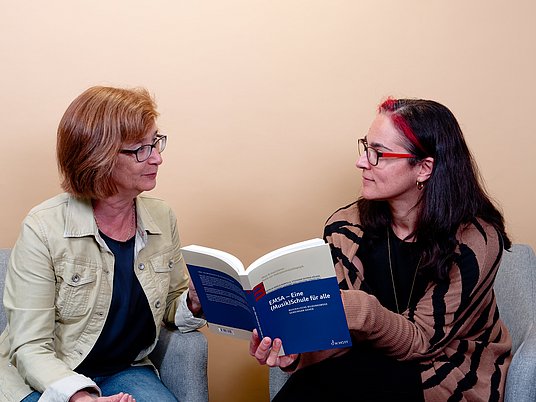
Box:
[417,157,434,183]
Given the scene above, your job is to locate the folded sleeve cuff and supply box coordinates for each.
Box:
[39,374,100,402]
[175,291,207,333]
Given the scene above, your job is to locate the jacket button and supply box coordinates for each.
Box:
[72,274,80,283]
[155,300,161,308]
[138,263,145,270]
[168,260,174,269]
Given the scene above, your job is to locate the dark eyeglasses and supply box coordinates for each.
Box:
[120,134,167,162]
[357,138,415,166]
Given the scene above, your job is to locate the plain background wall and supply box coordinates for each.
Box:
[1,1,535,401]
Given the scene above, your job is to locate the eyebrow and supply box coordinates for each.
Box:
[130,130,160,147]
[368,139,394,152]
[147,130,160,143]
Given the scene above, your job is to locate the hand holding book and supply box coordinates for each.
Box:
[186,280,203,317]
[249,329,301,371]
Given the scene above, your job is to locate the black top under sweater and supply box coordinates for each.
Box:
[356,228,428,313]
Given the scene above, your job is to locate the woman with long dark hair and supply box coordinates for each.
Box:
[251,98,512,401]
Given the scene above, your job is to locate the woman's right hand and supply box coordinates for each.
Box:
[187,280,203,317]
[70,390,135,402]
[249,329,300,370]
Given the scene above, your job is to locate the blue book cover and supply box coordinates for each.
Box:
[182,239,352,355]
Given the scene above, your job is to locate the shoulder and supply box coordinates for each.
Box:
[23,193,76,231]
[456,219,502,250]
[27,193,71,216]
[323,201,364,247]
[137,195,171,211]
[325,201,361,227]
[137,195,177,230]
[455,218,503,270]
[324,201,362,235]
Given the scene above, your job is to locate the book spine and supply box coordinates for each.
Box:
[250,305,264,339]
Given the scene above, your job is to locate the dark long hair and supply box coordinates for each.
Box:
[358,98,510,281]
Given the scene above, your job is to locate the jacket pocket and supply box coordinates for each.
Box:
[149,252,176,290]
[55,260,98,320]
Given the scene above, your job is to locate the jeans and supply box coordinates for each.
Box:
[21,366,178,402]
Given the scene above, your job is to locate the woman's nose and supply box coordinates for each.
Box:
[356,153,370,169]
[149,149,163,165]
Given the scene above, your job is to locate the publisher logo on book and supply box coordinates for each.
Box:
[331,339,350,346]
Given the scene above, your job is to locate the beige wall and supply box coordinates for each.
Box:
[1,1,535,401]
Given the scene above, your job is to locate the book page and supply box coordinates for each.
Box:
[182,247,257,338]
[245,242,333,293]
[247,238,325,273]
[181,245,245,273]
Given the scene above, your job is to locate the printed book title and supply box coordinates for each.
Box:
[268,291,332,311]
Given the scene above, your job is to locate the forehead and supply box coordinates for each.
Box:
[367,114,404,148]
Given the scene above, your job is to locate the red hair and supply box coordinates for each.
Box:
[379,98,427,154]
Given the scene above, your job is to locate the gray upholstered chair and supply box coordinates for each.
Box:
[269,244,536,402]
[494,244,536,402]
[0,248,209,402]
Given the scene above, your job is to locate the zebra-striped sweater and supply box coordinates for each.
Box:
[323,202,511,402]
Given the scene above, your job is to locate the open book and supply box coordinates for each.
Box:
[181,239,352,355]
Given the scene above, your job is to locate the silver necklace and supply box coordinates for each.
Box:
[94,203,136,242]
[387,228,421,314]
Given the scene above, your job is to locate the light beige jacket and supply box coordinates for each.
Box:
[0,194,204,402]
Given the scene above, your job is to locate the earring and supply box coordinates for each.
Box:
[416,181,425,190]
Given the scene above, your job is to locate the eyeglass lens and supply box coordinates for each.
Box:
[358,139,378,165]
[136,135,167,162]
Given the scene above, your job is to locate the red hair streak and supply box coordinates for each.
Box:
[379,98,427,154]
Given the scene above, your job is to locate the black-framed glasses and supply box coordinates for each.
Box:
[357,138,415,166]
[120,134,167,162]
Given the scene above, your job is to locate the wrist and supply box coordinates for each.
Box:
[187,293,204,317]
[281,353,301,373]
[69,390,97,402]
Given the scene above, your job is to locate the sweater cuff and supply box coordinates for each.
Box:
[280,354,302,373]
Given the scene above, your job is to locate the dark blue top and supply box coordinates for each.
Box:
[76,233,156,377]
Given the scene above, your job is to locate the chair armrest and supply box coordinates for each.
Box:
[505,324,536,402]
[150,326,209,402]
